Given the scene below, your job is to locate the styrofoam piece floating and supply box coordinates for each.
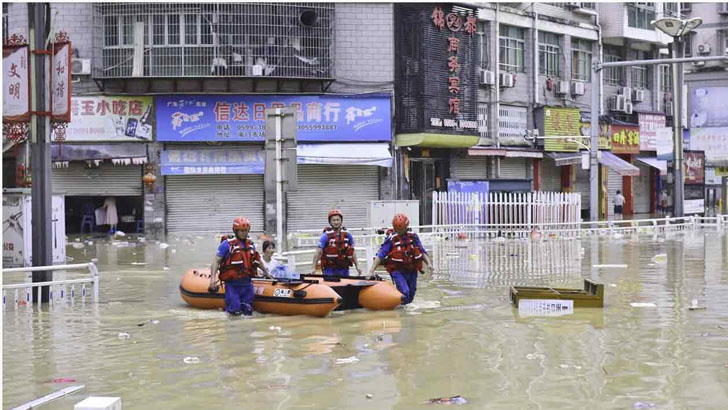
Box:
[74,396,122,410]
[518,299,574,317]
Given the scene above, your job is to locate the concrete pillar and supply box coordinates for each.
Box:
[561,165,575,192]
[143,142,165,239]
[532,158,541,191]
[621,154,634,216]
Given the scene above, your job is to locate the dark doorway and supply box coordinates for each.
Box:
[65,196,143,234]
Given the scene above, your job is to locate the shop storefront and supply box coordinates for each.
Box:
[156,94,392,233]
[51,96,151,234]
[636,113,670,214]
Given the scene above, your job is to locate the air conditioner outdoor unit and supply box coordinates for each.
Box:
[693,61,705,67]
[71,58,91,75]
[698,44,711,54]
[665,101,674,114]
[719,3,728,15]
[571,81,586,96]
[633,89,645,102]
[479,69,496,86]
[500,73,515,88]
[609,95,626,112]
[556,80,569,95]
[625,102,633,115]
[619,87,632,100]
[664,92,672,102]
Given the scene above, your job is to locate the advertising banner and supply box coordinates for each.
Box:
[689,86,728,128]
[638,113,666,151]
[610,124,640,154]
[688,127,728,163]
[156,95,391,142]
[684,151,705,185]
[52,96,154,141]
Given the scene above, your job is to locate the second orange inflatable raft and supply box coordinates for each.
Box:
[299,274,405,311]
[179,268,342,317]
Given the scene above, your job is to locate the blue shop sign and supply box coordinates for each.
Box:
[156,95,391,142]
[161,148,265,175]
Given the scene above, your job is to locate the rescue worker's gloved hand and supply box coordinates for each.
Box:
[356,266,363,276]
[208,284,219,293]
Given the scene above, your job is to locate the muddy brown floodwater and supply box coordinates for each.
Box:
[3,230,728,409]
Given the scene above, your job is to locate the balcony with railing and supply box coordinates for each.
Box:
[93,3,334,83]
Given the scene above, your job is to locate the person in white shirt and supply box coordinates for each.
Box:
[613,190,626,219]
[260,240,280,272]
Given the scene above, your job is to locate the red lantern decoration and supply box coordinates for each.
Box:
[142,166,157,190]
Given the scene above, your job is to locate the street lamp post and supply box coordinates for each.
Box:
[652,17,703,217]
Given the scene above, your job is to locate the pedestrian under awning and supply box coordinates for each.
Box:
[547,152,582,166]
[296,143,392,167]
[634,157,667,176]
[599,151,640,176]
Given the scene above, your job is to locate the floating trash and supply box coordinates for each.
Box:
[424,395,468,405]
[183,356,200,364]
[71,243,85,249]
[91,258,99,263]
[526,353,545,360]
[630,302,657,308]
[651,254,667,263]
[114,231,126,237]
[593,264,628,268]
[633,402,657,409]
[130,262,146,266]
[268,326,282,332]
[159,243,170,249]
[688,299,706,311]
[52,378,76,383]
[366,394,373,399]
[335,356,359,364]
[118,333,131,340]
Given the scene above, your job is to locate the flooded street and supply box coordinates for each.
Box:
[3,230,728,409]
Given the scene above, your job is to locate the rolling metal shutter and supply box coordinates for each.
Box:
[52,162,142,196]
[166,175,264,233]
[607,168,623,218]
[633,162,651,214]
[575,167,590,210]
[286,165,379,232]
[498,158,528,179]
[451,157,488,180]
[541,160,562,192]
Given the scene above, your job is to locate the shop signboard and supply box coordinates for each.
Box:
[688,127,728,163]
[684,151,704,185]
[156,95,391,142]
[638,113,666,151]
[52,96,154,142]
[689,86,728,128]
[610,124,640,154]
[543,107,582,152]
[161,148,265,175]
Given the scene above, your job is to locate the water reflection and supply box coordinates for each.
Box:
[3,231,728,409]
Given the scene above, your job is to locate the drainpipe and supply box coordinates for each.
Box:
[595,10,603,116]
[494,5,500,177]
[532,4,539,106]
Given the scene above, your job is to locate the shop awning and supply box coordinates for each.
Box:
[296,143,392,167]
[161,147,265,175]
[468,147,543,158]
[598,151,641,176]
[395,133,480,148]
[635,157,667,176]
[547,152,583,166]
[51,143,147,163]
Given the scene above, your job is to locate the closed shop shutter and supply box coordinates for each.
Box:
[541,160,562,192]
[166,175,264,233]
[575,167,590,210]
[633,162,651,214]
[499,158,528,179]
[451,157,488,180]
[52,162,142,196]
[286,165,379,232]
[607,168,623,218]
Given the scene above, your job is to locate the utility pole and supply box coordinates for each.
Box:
[589,57,600,222]
[672,37,685,217]
[29,3,53,302]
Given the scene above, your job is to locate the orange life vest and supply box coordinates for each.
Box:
[384,232,423,273]
[321,227,354,268]
[218,236,260,281]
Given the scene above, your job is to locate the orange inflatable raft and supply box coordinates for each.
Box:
[179,268,342,317]
[299,274,405,311]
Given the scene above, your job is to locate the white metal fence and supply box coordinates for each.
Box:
[431,191,581,235]
[2,263,99,311]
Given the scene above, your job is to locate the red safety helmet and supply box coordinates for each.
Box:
[232,217,251,232]
[328,209,343,222]
[392,213,409,231]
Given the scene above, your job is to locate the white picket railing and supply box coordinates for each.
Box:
[2,263,99,311]
[432,191,581,236]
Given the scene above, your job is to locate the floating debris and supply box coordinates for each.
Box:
[366,394,373,399]
[651,254,667,263]
[118,333,130,340]
[183,356,200,364]
[688,299,706,311]
[425,395,468,405]
[114,231,126,237]
[71,243,85,249]
[593,264,628,268]
[633,402,657,409]
[159,243,170,249]
[630,302,657,308]
[52,378,76,383]
[335,356,359,364]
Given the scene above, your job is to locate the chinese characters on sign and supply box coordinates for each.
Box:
[160,148,266,175]
[543,107,583,152]
[52,96,154,142]
[51,40,71,121]
[610,125,640,154]
[2,45,30,122]
[432,6,476,118]
[688,127,728,162]
[156,95,391,142]
[638,113,666,151]
[684,151,705,185]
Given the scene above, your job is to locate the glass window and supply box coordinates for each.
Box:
[152,15,165,45]
[201,14,213,45]
[664,2,679,17]
[539,31,560,76]
[571,38,592,81]
[659,64,671,92]
[168,15,180,45]
[184,14,198,45]
[581,3,596,9]
[104,15,119,47]
[628,3,656,30]
[631,50,649,89]
[499,25,525,73]
[603,46,624,86]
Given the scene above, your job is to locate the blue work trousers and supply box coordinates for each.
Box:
[224,278,254,316]
[322,267,350,277]
[391,271,418,305]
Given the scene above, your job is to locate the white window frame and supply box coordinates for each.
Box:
[631,50,649,89]
[627,3,656,30]
[539,31,560,77]
[571,38,592,82]
[659,64,671,92]
[603,46,624,86]
[499,25,526,73]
